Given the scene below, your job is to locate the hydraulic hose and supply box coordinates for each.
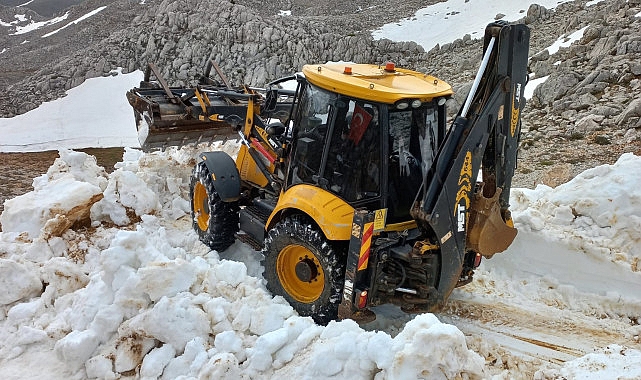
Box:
[461,36,496,119]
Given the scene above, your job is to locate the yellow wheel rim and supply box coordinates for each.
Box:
[277,245,325,303]
[193,181,210,232]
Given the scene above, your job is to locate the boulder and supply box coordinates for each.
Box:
[615,98,641,126]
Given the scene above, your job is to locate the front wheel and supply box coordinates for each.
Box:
[189,161,239,251]
[262,216,346,325]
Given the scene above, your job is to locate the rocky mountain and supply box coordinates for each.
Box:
[520,0,641,186]
[0,0,438,116]
[0,0,640,187]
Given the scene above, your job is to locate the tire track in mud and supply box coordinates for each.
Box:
[439,297,641,377]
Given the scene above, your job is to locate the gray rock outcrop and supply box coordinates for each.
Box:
[0,0,640,188]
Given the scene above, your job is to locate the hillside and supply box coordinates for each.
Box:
[1,0,640,187]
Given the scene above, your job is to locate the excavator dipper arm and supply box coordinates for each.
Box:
[410,21,530,307]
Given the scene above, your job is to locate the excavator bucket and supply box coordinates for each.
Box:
[466,185,518,258]
[126,62,245,151]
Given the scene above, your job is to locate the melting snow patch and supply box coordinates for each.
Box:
[372,0,573,49]
[8,12,69,35]
[524,75,550,99]
[42,6,107,38]
[536,345,641,379]
[543,26,589,55]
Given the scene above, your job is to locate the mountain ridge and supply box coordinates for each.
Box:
[1,0,640,187]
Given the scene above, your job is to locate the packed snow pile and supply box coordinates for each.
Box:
[0,147,486,379]
[536,344,641,379]
[511,152,641,271]
[472,153,641,333]
[1,150,106,239]
[1,146,641,378]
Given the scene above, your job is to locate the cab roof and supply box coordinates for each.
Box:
[302,63,453,105]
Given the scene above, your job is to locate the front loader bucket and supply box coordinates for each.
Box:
[125,62,252,151]
[125,62,299,151]
[466,185,518,258]
[126,87,238,151]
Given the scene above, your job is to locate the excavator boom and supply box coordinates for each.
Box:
[411,21,530,305]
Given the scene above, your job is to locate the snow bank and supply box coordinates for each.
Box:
[470,153,641,334]
[536,344,641,379]
[2,143,640,379]
[511,153,641,270]
[0,145,486,379]
[1,150,106,238]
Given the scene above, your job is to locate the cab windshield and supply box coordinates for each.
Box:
[386,104,440,223]
[287,82,381,204]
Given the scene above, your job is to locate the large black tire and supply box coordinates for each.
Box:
[189,161,239,252]
[262,216,346,325]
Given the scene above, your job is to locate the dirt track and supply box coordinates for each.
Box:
[0,148,123,226]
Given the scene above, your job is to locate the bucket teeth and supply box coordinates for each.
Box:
[136,118,237,152]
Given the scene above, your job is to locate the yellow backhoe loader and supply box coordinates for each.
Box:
[126,21,530,324]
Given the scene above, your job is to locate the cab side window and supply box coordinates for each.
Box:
[386,105,439,222]
[289,84,336,185]
[325,99,381,203]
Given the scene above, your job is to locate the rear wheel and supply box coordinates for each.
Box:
[262,216,346,325]
[189,161,239,251]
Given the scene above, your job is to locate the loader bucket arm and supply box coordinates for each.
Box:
[125,63,297,152]
[411,21,530,304]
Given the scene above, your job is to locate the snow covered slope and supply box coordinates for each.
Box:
[0,69,142,152]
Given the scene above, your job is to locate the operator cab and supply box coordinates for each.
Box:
[286,63,452,224]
